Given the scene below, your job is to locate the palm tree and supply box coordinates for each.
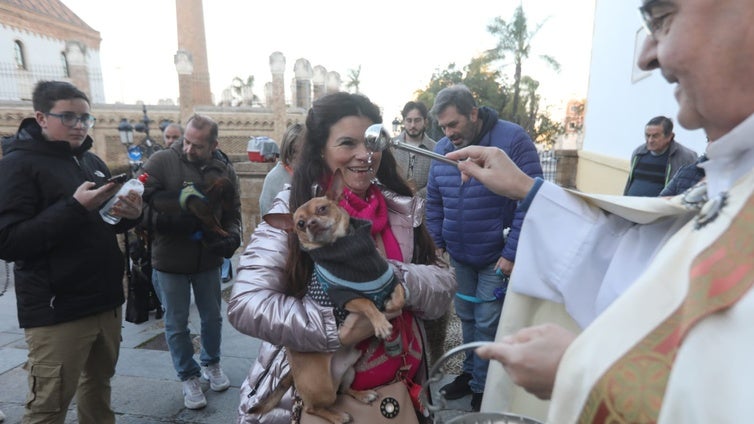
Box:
[486,5,560,122]
[346,65,361,93]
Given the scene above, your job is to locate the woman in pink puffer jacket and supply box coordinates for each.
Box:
[227,92,456,424]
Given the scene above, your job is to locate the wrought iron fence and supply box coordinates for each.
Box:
[0,62,103,102]
[539,149,558,183]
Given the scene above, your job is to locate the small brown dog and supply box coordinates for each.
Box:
[150,172,235,238]
[256,169,405,423]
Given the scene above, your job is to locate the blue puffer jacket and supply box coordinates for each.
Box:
[426,107,543,267]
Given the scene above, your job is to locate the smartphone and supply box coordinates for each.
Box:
[107,173,128,185]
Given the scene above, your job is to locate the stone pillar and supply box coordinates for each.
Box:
[175,0,212,106]
[293,58,313,110]
[264,82,273,108]
[65,41,91,99]
[326,71,341,94]
[312,65,327,100]
[289,78,296,109]
[174,50,194,123]
[270,52,286,142]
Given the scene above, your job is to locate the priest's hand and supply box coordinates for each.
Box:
[446,145,535,200]
[476,323,576,400]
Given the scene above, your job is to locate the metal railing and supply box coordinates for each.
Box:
[0,62,103,101]
[539,149,558,183]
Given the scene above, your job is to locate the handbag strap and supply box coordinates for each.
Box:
[393,315,412,382]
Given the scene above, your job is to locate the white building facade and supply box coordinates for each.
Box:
[0,0,104,103]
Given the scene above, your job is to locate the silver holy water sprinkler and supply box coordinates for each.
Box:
[364,124,458,166]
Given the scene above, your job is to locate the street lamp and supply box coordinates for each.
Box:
[118,118,134,145]
[133,104,153,146]
[159,119,174,133]
[392,117,401,135]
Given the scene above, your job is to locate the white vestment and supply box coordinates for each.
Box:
[483,114,754,423]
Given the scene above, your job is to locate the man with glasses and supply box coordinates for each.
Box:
[0,80,143,423]
[392,101,436,198]
[443,0,754,422]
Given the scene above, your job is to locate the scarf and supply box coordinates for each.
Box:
[339,184,403,261]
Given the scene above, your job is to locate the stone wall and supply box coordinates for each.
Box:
[554,150,579,189]
[234,161,276,242]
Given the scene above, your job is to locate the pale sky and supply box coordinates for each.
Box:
[60,0,595,121]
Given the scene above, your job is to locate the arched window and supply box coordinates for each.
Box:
[14,40,26,70]
[61,52,70,77]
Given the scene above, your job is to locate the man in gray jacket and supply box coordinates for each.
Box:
[624,115,698,196]
[142,114,242,410]
[392,101,436,199]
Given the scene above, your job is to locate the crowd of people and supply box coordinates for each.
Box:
[2,1,753,421]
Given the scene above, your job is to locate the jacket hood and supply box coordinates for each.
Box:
[473,106,500,145]
[3,117,93,157]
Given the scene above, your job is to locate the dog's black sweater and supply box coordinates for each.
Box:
[307,218,397,310]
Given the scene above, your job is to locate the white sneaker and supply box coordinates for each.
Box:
[201,362,230,392]
[182,376,207,409]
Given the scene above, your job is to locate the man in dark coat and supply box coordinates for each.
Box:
[0,80,143,423]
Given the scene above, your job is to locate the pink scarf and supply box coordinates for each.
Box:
[339,185,403,261]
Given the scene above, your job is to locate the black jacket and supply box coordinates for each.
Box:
[0,118,133,328]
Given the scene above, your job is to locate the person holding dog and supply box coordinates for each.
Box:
[228,92,456,423]
[141,114,242,410]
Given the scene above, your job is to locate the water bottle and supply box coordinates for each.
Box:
[100,173,148,224]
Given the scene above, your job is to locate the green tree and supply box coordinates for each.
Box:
[534,113,565,149]
[415,63,563,147]
[486,5,560,123]
[346,65,361,93]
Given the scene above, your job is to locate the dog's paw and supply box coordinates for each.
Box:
[385,283,406,312]
[348,389,379,404]
[336,412,353,423]
[374,321,393,339]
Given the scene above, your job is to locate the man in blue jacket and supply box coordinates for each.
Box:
[426,84,542,411]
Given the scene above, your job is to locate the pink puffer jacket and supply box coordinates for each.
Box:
[227,187,456,423]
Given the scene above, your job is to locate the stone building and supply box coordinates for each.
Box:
[0,0,352,237]
[0,0,104,102]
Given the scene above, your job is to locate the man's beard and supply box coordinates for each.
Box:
[406,128,424,139]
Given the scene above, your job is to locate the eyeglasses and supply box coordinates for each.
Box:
[45,112,96,129]
[638,0,675,35]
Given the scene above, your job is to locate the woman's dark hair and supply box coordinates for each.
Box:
[283,92,438,297]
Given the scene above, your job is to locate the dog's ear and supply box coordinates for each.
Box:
[326,169,345,202]
[264,213,295,231]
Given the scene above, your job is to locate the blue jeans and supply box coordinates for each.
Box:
[152,267,223,381]
[450,258,506,393]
